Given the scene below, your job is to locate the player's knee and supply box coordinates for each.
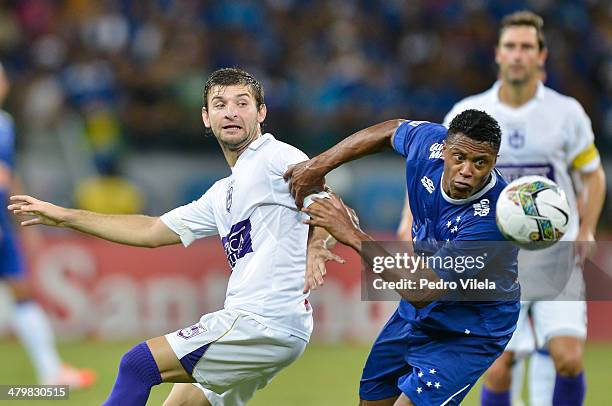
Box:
[549,337,584,376]
[484,353,513,390]
[118,342,161,381]
[552,351,583,376]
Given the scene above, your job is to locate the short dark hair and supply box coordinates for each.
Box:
[499,10,546,50]
[447,109,502,152]
[203,67,264,109]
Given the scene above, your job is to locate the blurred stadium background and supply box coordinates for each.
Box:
[0,0,611,405]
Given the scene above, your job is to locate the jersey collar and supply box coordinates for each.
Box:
[232,133,274,171]
[248,132,274,151]
[440,170,497,205]
[491,80,545,104]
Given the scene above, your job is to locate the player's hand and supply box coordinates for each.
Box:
[303,194,363,250]
[283,160,326,209]
[575,227,596,267]
[7,195,68,227]
[304,241,345,293]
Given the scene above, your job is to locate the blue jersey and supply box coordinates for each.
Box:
[392,120,519,338]
[0,110,15,223]
[0,110,24,279]
[0,111,15,171]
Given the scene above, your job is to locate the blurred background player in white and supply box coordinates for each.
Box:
[8,67,339,406]
[0,62,96,388]
[441,11,606,406]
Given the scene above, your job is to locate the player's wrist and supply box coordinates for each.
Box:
[314,151,338,175]
[350,229,372,252]
[58,206,77,227]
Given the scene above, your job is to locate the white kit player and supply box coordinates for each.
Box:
[8,68,340,406]
[442,11,606,406]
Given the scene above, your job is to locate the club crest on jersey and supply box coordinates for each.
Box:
[421,176,435,194]
[178,323,207,340]
[222,219,254,268]
[473,198,490,217]
[428,143,443,159]
[508,129,525,149]
[226,181,235,213]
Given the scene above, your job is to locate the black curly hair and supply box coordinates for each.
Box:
[447,109,502,152]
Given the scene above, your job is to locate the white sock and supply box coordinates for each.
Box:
[528,350,555,406]
[511,358,526,406]
[10,301,62,382]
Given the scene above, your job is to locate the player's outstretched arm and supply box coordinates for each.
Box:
[303,194,444,307]
[284,119,405,208]
[8,195,180,248]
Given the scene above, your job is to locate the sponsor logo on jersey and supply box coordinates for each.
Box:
[226,180,234,213]
[497,164,555,182]
[508,129,525,149]
[428,143,443,159]
[222,218,254,268]
[178,322,207,340]
[421,176,435,193]
[473,198,490,217]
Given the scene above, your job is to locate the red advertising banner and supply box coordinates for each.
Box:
[9,234,612,341]
[26,235,396,342]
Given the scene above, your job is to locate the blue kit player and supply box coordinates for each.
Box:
[0,62,95,387]
[286,109,520,405]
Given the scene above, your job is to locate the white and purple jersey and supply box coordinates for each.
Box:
[161,133,313,342]
[444,81,600,241]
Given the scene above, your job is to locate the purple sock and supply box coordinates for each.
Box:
[553,371,585,406]
[481,386,511,406]
[102,342,162,406]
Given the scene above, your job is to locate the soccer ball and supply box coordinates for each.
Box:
[496,176,570,250]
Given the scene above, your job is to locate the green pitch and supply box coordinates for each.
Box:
[0,340,610,405]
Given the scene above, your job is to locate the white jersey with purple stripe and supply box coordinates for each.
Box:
[443,81,600,241]
[161,133,312,342]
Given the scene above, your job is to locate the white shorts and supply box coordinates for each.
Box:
[505,300,587,356]
[165,308,307,406]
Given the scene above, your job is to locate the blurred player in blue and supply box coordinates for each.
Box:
[0,63,96,388]
[286,109,520,405]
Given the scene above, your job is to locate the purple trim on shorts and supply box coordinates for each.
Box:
[180,343,212,375]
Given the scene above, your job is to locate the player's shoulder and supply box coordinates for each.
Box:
[253,133,307,161]
[444,85,497,126]
[256,134,309,176]
[452,86,497,110]
[394,120,448,159]
[541,85,585,115]
[269,136,309,160]
[457,89,495,108]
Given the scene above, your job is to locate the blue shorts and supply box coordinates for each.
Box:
[0,232,25,279]
[360,309,512,405]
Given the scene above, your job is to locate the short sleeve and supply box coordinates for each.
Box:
[160,186,219,247]
[392,120,444,158]
[269,145,310,209]
[566,101,600,173]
